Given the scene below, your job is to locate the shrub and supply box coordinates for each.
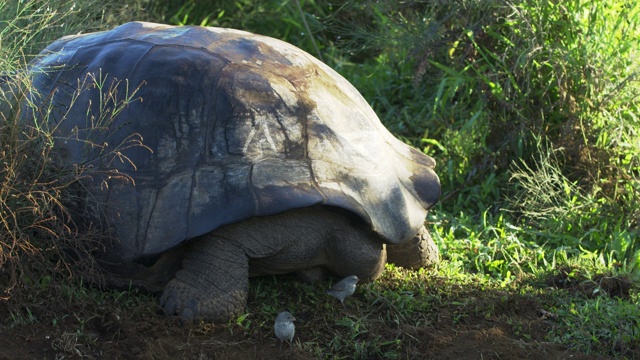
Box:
[0,0,146,303]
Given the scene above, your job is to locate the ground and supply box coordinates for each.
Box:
[0,271,620,359]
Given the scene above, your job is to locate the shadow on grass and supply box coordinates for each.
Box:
[2,264,635,359]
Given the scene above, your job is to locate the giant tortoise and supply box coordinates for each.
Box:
[26,22,440,321]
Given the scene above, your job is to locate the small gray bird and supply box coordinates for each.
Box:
[326,275,359,306]
[274,311,296,345]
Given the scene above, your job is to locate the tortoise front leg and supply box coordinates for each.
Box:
[386,225,439,269]
[160,234,249,322]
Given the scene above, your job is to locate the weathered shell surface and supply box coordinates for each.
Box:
[29,22,440,260]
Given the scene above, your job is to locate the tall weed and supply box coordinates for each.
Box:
[0,0,146,302]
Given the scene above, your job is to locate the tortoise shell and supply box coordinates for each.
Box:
[28,22,440,261]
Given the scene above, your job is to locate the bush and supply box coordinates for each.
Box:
[298,0,640,268]
[0,0,147,303]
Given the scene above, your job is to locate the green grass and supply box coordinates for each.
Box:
[1,0,640,358]
[549,293,640,356]
[242,263,639,358]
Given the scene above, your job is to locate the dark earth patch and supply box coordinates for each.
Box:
[0,276,613,360]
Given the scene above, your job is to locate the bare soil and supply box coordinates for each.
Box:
[0,272,620,359]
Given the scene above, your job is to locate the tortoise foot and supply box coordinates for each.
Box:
[160,234,249,322]
[386,225,439,269]
[160,277,246,322]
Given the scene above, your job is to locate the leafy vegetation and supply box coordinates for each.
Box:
[0,0,146,300]
[0,0,99,301]
[1,0,639,358]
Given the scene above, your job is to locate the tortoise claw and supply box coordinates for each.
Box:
[162,292,177,316]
